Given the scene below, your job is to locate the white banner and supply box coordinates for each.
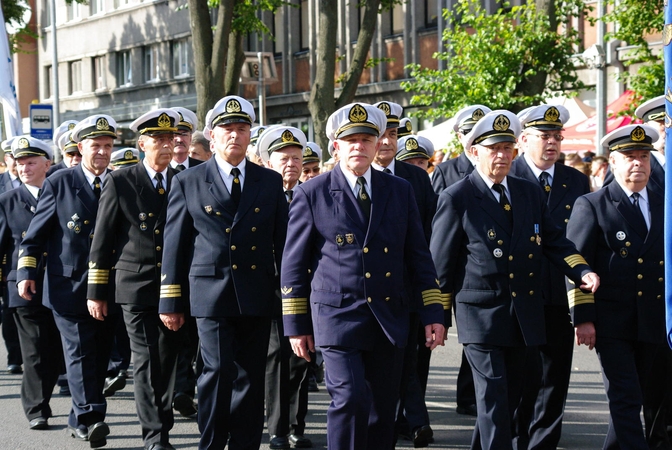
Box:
[0,6,22,138]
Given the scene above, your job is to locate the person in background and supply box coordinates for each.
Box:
[170,107,203,172]
[300,142,322,182]
[48,120,80,176]
[189,131,212,161]
[110,148,140,169]
[590,155,608,192]
[396,135,434,172]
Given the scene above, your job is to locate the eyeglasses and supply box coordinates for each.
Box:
[527,132,564,141]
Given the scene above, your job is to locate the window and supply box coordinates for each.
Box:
[116,50,132,87]
[114,0,130,8]
[390,3,404,35]
[45,65,52,99]
[69,60,82,94]
[172,38,192,78]
[66,1,81,21]
[299,0,309,51]
[273,9,284,55]
[144,45,160,82]
[90,0,104,15]
[93,56,106,90]
[425,0,438,28]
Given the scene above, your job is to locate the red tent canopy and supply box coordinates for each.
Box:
[561,90,637,153]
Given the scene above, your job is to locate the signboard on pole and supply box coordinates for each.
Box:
[30,104,53,140]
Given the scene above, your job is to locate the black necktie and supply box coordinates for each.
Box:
[175,164,186,173]
[93,177,101,199]
[539,172,551,198]
[383,168,392,174]
[356,177,371,221]
[37,189,41,199]
[155,173,165,195]
[286,189,293,203]
[230,168,241,207]
[493,183,512,225]
[631,192,648,233]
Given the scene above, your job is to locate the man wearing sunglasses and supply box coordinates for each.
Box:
[510,104,590,450]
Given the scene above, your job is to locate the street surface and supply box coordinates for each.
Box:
[0,330,610,449]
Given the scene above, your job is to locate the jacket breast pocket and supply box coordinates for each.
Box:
[114,260,141,273]
[311,290,343,307]
[456,289,497,305]
[190,264,216,277]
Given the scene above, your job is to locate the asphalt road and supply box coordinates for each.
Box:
[0,330,610,449]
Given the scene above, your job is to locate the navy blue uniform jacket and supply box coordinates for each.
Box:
[431,152,474,194]
[16,165,114,314]
[0,185,44,308]
[158,158,288,317]
[430,172,592,347]
[280,164,446,350]
[510,159,590,306]
[566,182,665,344]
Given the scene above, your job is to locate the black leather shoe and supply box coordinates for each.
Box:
[59,384,71,396]
[87,421,110,448]
[288,433,313,448]
[7,364,22,374]
[103,373,126,397]
[456,403,477,416]
[269,435,290,449]
[307,376,319,392]
[29,417,48,430]
[172,392,197,417]
[412,425,433,448]
[68,425,89,441]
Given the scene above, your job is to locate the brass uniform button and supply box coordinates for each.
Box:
[154,230,160,235]
[565,205,571,210]
[367,297,372,303]
[659,278,664,282]
[384,247,388,253]
[508,255,513,261]
[43,252,48,256]
[251,227,257,232]
[660,261,664,265]
[157,262,162,267]
[657,295,662,299]
[363,247,369,253]
[509,273,514,279]
[529,291,534,295]
[216,212,221,216]
[149,213,154,217]
[637,291,643,297]
[529,273,534,277]
[528,254,534,259]
[386,272,391,277]
[251,246,256,251]
[512,292,517,298]
[84,220,90,225]
[365,272,371,279]
[232,264,238,270]
[530,236,535,242]
[625,242,631,247]
[231,245,237,251]
[255,208,260,213]
[385,297,390,301]
[90,234,94,239]
[156,246,161,251]
[307,269,311,274]
[498,240,503,245]
[564,219,569,223]
[226,228,231,234]
[637,274,643,280]
[251,265,256,270]
[638,258,644,264]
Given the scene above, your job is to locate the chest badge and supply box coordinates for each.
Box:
[616,231,626,241]
[336,234,344,246]
[139,212,147,221]
[493,248,503,258]
[345,233,355,244]
[487,229,496,240]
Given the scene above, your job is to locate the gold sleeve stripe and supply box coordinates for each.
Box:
[17,256,37,269]
[88,268,110,284]
[2,254,6,264]
[564,254,588,268]
[441,293,453,310]
[567,288,594,308]
[283,298,309,315]
[422,288,444,307]
[160,285,182,298]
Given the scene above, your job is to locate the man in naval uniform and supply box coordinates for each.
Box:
[282,102,446,450]
[159,96,288,450]
[430,109,599,450]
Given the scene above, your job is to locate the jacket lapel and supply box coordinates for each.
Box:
[73,165,96,214]
[364,169,390,245]
[330,165,368,233]
[234,163,261,225]
[641,186,663,252]
[470,172,512,234]
[204,158,236,218]
[18,185,37,215]
[609,182,648,238]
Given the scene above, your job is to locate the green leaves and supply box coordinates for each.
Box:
[402,0,586,121]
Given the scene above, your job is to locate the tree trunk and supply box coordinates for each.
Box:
[224,31,245,96]
[308,0,338,155]
[188,0,235,127]
[336,0,381,108]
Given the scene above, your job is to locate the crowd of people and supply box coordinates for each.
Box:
[0,93,669,450]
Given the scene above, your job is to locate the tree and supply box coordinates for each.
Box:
[604,0,664,106]
[401,0,590,122]
[309,0,403,153]
[187,0,284,126]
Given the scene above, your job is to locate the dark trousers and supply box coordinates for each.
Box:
[196,316,271,450]
[515,305,574,450]
[643,347,672,449]
[14,306,62,420]
[1,294,22,366]
[456,349,477,407]
[52,309,116,428]
[396,312,430,434]
[465,343,527,450]
[321,329,405,450]
[122,304,182,446]
[107,306,131,376]
[174,314,200,398]
[266,317,310,437]
[596,336,663,450]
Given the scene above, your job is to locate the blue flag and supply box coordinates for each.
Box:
[665,3,672,348]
